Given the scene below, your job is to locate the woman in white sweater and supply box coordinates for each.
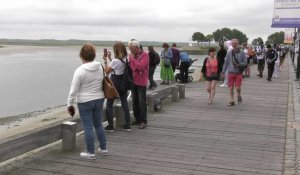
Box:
[67,43,107,160]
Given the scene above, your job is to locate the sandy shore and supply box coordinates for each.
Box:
[0,106,79,139]
[0,45,83,55]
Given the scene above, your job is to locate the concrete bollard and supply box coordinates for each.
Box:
[115,104,124,128]
[147,93,158,113]
[171,86,179,102]
[176,84,185,99]
[62,121,77,152]
[114,102,135,128]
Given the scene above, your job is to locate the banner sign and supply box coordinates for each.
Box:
[284,28,295,43]
[271,0,300,28]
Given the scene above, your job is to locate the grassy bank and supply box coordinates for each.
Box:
[0,45,4,48]
[180,45,218,55]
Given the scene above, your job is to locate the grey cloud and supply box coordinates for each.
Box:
[0,0,282,42]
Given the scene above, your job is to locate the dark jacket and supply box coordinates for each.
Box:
[148,51,160,67]
[171,48,180,66]
[266,49,278,64]
[201,57,222,78]
[217,48,227,67]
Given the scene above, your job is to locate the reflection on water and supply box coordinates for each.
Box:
[0,46,206,118]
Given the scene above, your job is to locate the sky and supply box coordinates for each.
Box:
[0,0,282,43]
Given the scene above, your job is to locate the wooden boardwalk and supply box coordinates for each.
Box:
[1,64,289,175]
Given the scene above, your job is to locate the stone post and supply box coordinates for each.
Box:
[176,84,185,99]
[171,86,179,102]
[147,93,158,113]
[62,121,77,151]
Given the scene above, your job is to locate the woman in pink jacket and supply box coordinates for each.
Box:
[128,39,149,129]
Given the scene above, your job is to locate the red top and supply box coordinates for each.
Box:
[206,58,218,77]
[129,51,149,87]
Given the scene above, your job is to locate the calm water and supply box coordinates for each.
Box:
[0,46,206,118]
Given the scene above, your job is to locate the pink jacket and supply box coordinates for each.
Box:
[129,51,149,87]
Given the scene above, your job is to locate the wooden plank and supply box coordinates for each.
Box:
[2,63,289,174]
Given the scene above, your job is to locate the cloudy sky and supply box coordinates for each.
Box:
[0,0,282,43]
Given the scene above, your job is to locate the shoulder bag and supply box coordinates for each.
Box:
[101,65,119,99]
[232,50,246,73]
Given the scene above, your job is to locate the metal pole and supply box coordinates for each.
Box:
[297,28,300,80]
[293,28,296,63]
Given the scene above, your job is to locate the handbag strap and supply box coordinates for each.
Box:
[232,50,240,65]
[118,57,128,64]
[101,64,107,77]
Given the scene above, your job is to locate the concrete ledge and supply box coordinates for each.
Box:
[0,84,186,163]
[0,119,67,162]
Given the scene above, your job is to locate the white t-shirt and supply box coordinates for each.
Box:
[257,54,264,60]
[110,58,125,75]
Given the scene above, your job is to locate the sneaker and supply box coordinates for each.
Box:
[237,96,242,103]
[227,101,235,106]
[138,123,147,129]
[131,121,140,125]
[105,125,115,133]
[220,84,228,87]
[123,125,132,132]
[98,148,108,156]
[80,152,96,160]
[151,85,157,90]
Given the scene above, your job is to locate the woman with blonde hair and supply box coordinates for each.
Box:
[103,42,131,132]
[67,43,107,160]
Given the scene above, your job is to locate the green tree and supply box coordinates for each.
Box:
[212,28,233,43]
[252,37,264,46]
[205,34,214,47]
[232,29,248,44]
[267,31,284,45]
[212,27,248,44]
[192,32,205,46]
[265,40,271,46]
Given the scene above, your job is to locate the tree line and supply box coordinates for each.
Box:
[192,28,286,47]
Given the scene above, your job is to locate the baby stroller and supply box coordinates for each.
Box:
[175,58,198,83]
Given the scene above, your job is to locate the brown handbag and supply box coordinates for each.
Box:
[101,65,119,99]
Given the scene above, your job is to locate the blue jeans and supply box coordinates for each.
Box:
[131,84,147,124]
[78,98,106,154]
[106,91,131,127]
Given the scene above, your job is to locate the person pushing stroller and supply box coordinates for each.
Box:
[178,51,190,83]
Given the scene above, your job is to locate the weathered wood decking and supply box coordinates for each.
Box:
[1,64,289,175]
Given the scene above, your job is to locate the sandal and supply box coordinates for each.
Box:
[227,101,235,106]
[237,96,242,103]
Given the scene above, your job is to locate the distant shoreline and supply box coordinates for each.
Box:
[0,39,189,47]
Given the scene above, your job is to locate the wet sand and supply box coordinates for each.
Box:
[0,106,79,139]
[0,45,81,55]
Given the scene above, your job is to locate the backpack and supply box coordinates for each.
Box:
[153,52,160,65]
[119,57,133,92]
